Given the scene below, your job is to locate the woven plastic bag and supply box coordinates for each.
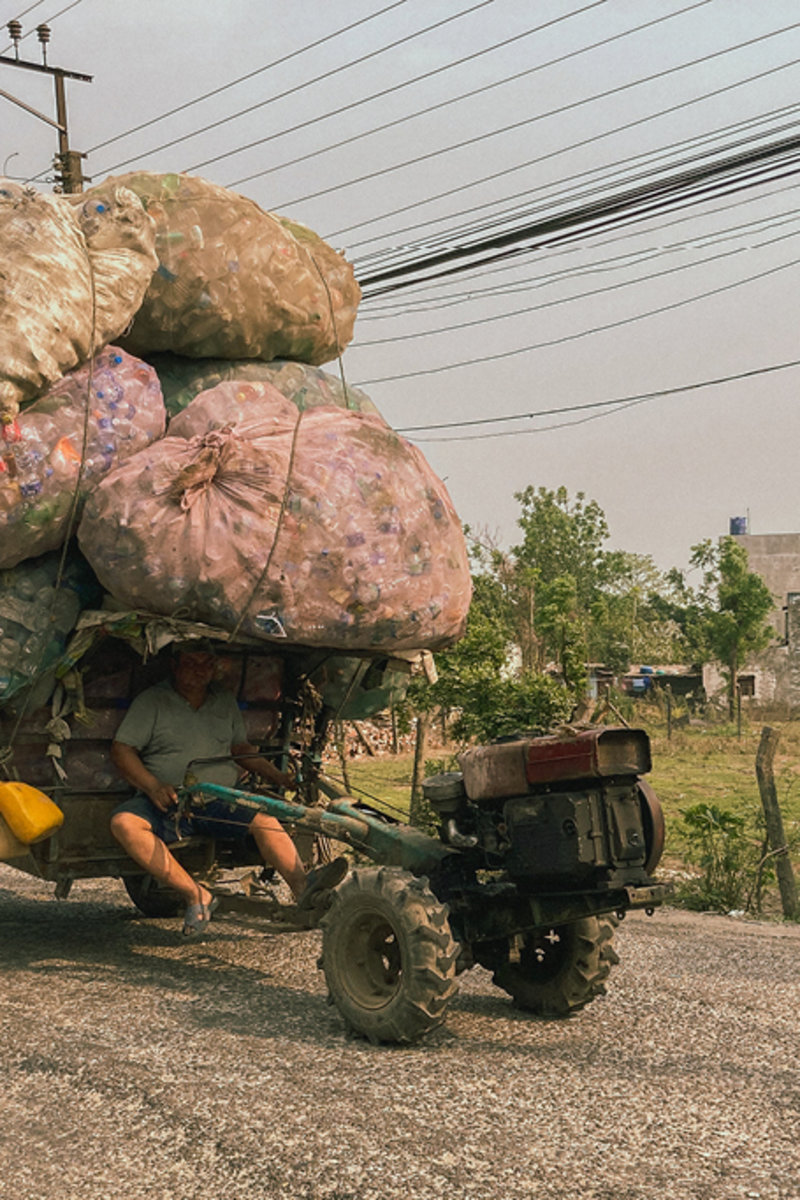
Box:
[91,172,360,364]
[78,382,471,652]
[0,180,157,423]
[0,549,100,704]
[0,347,166,570]
[148,353,380,420]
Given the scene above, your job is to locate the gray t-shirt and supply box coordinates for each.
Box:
[114,679,248,788]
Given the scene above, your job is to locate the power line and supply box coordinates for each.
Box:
[85,0,408,155]
[200,0,609,182]
[94,0,496,176]
[352,119,800,299]
[276,19,800,215]
[357,174,800,320]
[399,357,800,442]
[349,100,800,268]
[355,133,800,294]
[354,213,800,346]
[353,243,800,385]
[223,0,713,190]
[327,58,800,248]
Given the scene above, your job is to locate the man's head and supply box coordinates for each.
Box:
[171,644,216,696]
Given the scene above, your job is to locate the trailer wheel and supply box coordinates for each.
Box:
[320,867,460,1044]
[492,915,620,1017]
[123,874,182,918]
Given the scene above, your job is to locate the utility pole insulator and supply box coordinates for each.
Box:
[36,24,51,67]
[7,21,22,59]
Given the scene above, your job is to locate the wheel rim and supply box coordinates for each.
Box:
[342,910,404,1010]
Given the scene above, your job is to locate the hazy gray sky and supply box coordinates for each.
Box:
[3,0,799,573]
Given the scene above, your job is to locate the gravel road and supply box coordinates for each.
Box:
[1,863,798,1200]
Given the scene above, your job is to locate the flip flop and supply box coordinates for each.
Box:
[182,895,219,937]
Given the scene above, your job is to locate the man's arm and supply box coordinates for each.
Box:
[110,741,178,812]
[231,742,293,791]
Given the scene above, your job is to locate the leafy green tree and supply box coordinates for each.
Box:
[660,537,774,717]
[406,549,574,745]
[591,550,687,673]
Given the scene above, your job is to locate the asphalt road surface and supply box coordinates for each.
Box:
[1,864,798,1200]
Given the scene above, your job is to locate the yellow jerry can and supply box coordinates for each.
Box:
[0,781,64,845]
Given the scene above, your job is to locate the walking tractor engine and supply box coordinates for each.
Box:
[433,726,664,891]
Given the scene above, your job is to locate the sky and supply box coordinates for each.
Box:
[2,0,800,577]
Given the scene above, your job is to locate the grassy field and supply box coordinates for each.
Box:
[332,708,800,917]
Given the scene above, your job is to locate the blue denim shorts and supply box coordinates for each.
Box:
[113,791,260,845]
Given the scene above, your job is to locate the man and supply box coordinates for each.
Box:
[110,644,346,935]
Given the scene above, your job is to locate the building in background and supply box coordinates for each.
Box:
[708,520,800,711]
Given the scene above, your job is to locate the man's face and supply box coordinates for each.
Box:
[174,651,215,691]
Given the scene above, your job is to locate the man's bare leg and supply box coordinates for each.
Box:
[110,812,211,907]
[248,813,307,898]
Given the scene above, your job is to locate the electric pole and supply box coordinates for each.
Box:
[0,20,92,193]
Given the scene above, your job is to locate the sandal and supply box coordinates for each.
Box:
[182,895,219,937]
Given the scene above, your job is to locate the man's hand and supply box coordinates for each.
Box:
[145,780,178,812]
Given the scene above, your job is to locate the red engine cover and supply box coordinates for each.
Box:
[459,727,651,802]
[525,728,651,786]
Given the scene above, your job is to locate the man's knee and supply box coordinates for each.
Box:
[110,810,151,845]
[250,812,284,837]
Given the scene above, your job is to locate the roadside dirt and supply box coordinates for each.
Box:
[1,864,798,1200]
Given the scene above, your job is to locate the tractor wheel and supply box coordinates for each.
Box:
[123,874,182,918]
[492,915,620,1017]
[320,867,460,1044]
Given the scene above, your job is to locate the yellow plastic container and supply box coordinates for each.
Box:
[0,812,28,859]
[0,781,64,844]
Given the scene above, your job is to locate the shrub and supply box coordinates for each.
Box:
[675,802,772,913]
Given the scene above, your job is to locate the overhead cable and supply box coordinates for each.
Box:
[199,0,609,180]
[85,0,408,155]
[355,131,800,293]
[94,0,495,176]
[355,213,800,346]
[327,57,799,245]
[350,101,800,268]
[353,243,800,385]
[224,0,713,189]
[277,18,800,215]
[399,357,800,442]
[358,175,800,319]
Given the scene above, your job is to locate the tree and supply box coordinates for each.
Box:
[412,567,573,744]
[591,550,687,673]
[511,487,682,685]
[663,538,774,718]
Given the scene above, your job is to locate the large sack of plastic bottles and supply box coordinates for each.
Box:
[78,172,361,365]
[0,180,157,423]
[77,381,472,652]
[0,550,101,705]
[148,353,381,420]
[0,347,166,569]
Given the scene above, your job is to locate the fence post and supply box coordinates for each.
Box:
[755,726,798,919]
[409,713,430,826]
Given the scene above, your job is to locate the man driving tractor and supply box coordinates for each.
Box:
[109,644,346,935]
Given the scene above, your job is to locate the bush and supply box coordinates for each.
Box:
[446,671,574,744]
[675,802,772,914]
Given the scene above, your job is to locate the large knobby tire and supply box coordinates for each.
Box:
[320,867,460,1045]
[123,874,183,918]
[492,915,620,1017]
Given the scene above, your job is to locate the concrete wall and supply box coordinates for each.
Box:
[722,534,800,708]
